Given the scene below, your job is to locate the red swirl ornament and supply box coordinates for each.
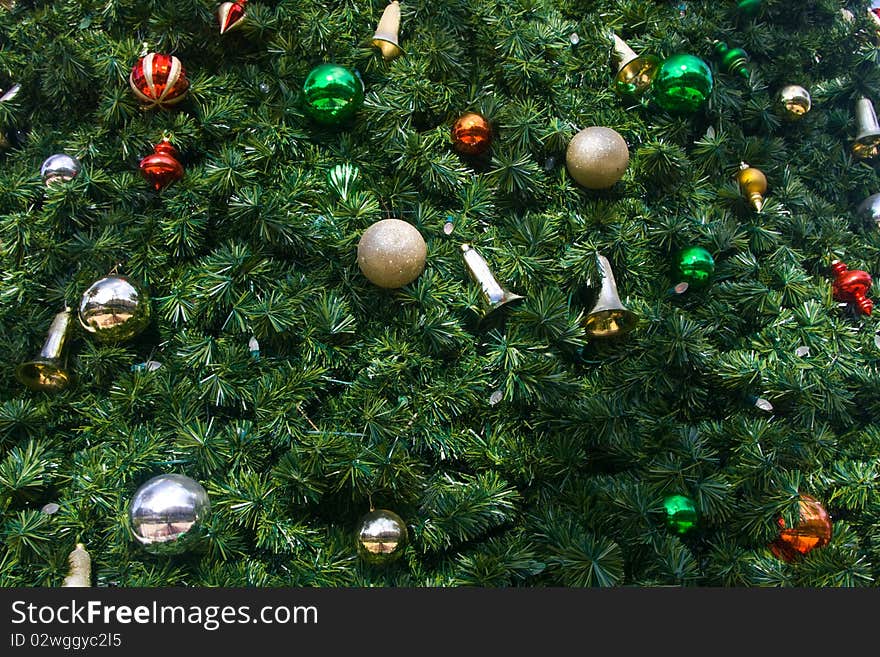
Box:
[139,139,184,191]
[129,53,189,109]
[831,260,873,316]
[218,1,248,35]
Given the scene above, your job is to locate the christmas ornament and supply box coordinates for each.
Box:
[611,34,659,98]
[451,111,492,156]
[664,495,697,535]
[40,154,81,186]
[129,53,189,110]
[327,162,360,201]
[871,2,880,28]
[652,54,713,114]
[584,254,637,338]
[713,41,749,79]
[736,0,762,15]
[0,83,22,151]
[61,543,91,587]
[857,192,880,229]
[674,246,715,291]
[139,138,183,191]
[78,276,151,342]
[356,509,408,564]
[461,243,524,320]
[129,474,211,555]
[852,97,880,159]
[737,162,767,212]
[777,85,811,120]
[565,126,629,190]
[770,494,832,562]
[830,260,873,315]
[217,0,247,35]
[370,1,404,61]
[16,308,73,393]
[302,63,364,126]
[357,219,427,288]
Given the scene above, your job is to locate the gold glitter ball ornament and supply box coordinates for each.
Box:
[357,219,427,289]
[565,126,629,189]
[356,509,408,564]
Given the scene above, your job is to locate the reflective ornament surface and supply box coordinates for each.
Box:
[652,54,713,114]
[129,474,211,555]
[565,127,629,190]
[770,494,832,562]
[357,219,426,288]
[139,138,183,191]
[713,41,749,79]
[451,111,492,156]
[778,85,811,120]
[675,246,715,290]
[737,162,767,212]
[583,254,637,338]
[857,192,880,229]
[129,53,189,109]
[830,260,873,315]
[611,34,659,98]
[78,276,151,342]
[41,154,81,186]
[664,495,697,535]
[460,243,524,321]
[16,309,73,392]
[217,0,247,35]
[302,63,364,126]
[371,1,404,61]
[356,509,408,564]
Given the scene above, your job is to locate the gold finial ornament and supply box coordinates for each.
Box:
[852,97,880,159]
[778,85,811,120]
[460,244,524,321]
[611,34,659,97]
[583,254,637,339]
[16,308,74,392]
[371,1,404,61]
[737,162,768,212]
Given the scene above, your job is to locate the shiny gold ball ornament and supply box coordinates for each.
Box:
[778,85,811,120]
[736,162,768,212]
[565,127,629,190]
[356,509,408,564]
[78,276,151,343]
[357,219,427,289]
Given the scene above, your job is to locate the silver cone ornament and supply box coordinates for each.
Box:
[16,308,73,392]
[583,254,637,338]
[460,243,524,321]
[853,97,880,159]
[370,1,404,61]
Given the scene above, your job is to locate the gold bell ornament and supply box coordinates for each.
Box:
[583,254,638,339]
[460,244,524,322]
[610,34,659,98]
[61,543,92,587]
[16,308,74,392]
[737,162,768,212]
[370,1,404,61]
[852,96,880,160]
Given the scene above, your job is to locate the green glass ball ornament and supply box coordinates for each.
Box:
[302,63,364,126]
[675,246,715,291]
[736,0,762,16]
[664,495,698,535]
[652,54,713,115]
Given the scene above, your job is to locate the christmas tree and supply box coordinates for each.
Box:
[1,0,879,588]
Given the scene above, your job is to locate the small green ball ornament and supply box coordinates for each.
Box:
[675,246,715,291]
[664,495,698,535]
[736,0,762,16]
[302,63,364,126]
[652,54,714,115]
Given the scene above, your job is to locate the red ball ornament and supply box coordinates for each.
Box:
[830,260,873,315]
[770,494,832,563]
[129,53,190,109]
[139,139,183,191]
[218,0,247,35]
[451,112,492,156]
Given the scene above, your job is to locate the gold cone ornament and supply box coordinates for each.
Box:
[16,308,73,392]
[217,0,248,35]
[611,34,659,98]
[583,254,637,338]
[61,543,91,587]
[460,244,524,321]
[370,1,404,61]
[852,96,880,159]
[737,162,768,212]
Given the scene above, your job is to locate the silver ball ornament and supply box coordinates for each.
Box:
[565,127,629,190]
[78,276,151,343]
[777,85,811,121]
[357,219,427,289]
[356,509,408,564]
[41,153,81,186]
[129,474,211,555]
[858,193,880,229]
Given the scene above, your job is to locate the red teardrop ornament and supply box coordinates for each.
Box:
[139,139,184,191]
[831,260,874,315]
[218,1,248,35]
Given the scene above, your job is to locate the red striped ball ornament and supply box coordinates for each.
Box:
[129,53,190,109]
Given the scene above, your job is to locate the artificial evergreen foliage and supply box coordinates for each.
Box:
[0,0,879,587]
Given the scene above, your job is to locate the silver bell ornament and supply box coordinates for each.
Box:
[129,474,211,555]
[356,509,408,565]
[78,276,151,343]
[858,193,880,229]
[40,153,81,186]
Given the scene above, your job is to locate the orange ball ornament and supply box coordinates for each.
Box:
[451,112,492,156]
[769,494,832,562]
[129,53,190,110]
